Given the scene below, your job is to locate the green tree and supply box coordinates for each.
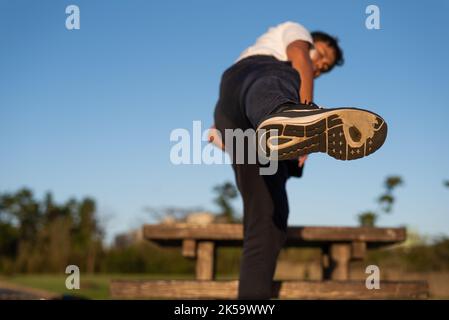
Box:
[357,175,403,227]
[357,211,377,227]
[378,176,404,213]
[0,188,42,243]
[213,182,240,223]
[72,198,104,273]
[0,188,104,273]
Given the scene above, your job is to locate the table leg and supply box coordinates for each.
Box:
[322,243,351,280]
[196,241,216,280]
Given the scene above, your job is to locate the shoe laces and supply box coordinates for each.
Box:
[303,100,323,110]
[276,101,324,113]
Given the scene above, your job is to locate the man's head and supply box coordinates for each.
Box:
[310,31,344,78]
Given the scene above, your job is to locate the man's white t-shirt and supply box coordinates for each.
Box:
[236,21,313,62]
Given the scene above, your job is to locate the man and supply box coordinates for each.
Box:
[211,21,387,299]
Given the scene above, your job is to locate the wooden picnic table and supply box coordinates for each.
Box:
[110,223,429,299]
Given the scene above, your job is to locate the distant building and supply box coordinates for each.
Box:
[114,228,144,248]
[159,211,217,225]
[185,211,215,225]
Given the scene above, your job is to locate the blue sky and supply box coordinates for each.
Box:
[1,0,448,243]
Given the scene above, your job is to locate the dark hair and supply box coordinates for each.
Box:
[311,31,344,72]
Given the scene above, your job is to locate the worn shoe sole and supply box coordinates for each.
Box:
[256,108,388,161]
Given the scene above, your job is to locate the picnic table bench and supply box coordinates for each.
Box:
[110,223,429,299]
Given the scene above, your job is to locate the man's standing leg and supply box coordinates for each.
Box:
[213,56,299,299]
[233,162,290,299]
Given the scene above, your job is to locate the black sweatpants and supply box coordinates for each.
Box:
[213,55,304,299]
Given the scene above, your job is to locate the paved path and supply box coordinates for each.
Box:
[0,281,60,300]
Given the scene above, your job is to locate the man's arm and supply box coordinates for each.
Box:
[286,40,313,167]
[286,40,314,103]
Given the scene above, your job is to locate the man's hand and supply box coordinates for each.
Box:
[298,155,308,167]
[209,124,308,166]
[208,125,225,150]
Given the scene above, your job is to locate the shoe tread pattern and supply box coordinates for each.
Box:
[259,112,387,161]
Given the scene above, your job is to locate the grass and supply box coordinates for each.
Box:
[0,273,202,299]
